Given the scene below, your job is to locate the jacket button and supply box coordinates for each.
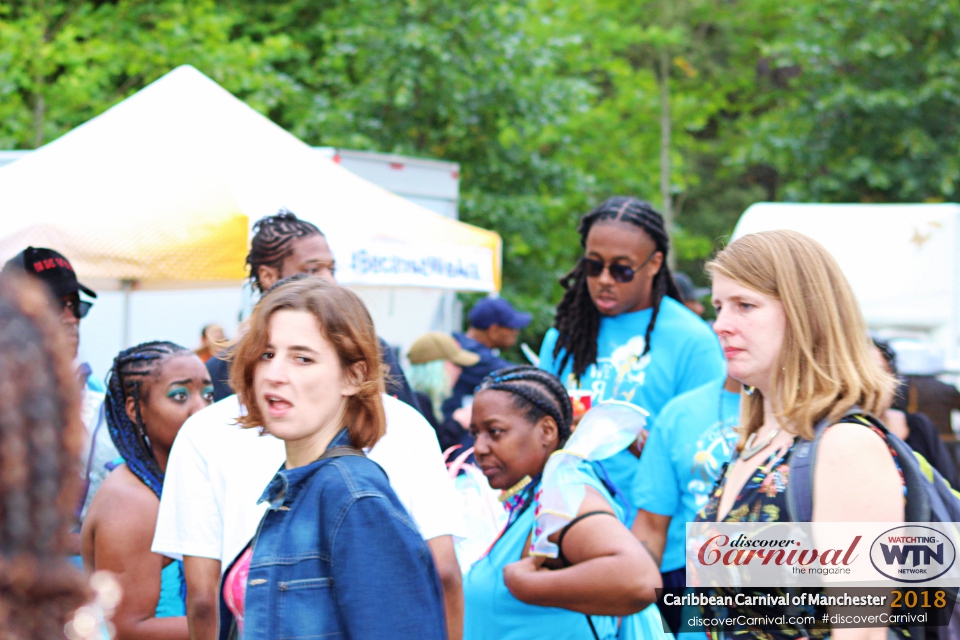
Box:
[279,583,287,591]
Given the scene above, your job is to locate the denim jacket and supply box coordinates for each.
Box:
[218,429,447,640]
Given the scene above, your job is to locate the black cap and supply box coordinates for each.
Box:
[2,247,97,299]
[673,273,709,303]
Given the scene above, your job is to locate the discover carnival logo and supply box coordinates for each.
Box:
[869,525,956,583]
[686,522,960,588]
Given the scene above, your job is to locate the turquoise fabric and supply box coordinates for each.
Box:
[632,377,741,572]
[155,560,186,618]
[463,461,671,640]
[538,298,725,507]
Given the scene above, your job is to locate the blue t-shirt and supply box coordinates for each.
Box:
[539,297,725,502]
[632,377,741,572]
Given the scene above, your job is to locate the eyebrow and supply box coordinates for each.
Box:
[586,251,636,262]
[169,377,214,387]
[289,345,320,354]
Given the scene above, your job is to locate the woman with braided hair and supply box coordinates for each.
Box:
[82,341,213,640]
[538,196,724,512]
[463,366,665,640]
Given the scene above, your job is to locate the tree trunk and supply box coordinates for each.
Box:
[33,86,45,148]
[658,47,675,268]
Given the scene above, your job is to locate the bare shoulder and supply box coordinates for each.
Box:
[813,420,903,522]
[817,420,892,466]
[89,465,160,531]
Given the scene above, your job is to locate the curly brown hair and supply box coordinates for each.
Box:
[0,273,88,639]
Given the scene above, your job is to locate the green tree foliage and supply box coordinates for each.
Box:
[2,0,960,352]
[0,0,289,149]
[741,0,960,203]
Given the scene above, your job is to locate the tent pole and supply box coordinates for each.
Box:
[121,279,135,348]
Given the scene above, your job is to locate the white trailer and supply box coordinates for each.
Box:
[733,202,960,372]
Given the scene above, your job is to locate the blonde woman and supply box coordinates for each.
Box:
[698,230,904,640]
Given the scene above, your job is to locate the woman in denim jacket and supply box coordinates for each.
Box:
[218,277,447,640]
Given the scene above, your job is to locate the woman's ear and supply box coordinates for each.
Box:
[537,415,559,449]
[341,361,366,397]
[125,395,138,424]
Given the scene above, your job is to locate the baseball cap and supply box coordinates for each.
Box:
[2,247,97,300]
[468,298,532,330]
[673,273,709,303]
[408,333,481,366]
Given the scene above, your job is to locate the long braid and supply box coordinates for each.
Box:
[553,196,681,380]
[246,209,324,293]
[477,366,574,446]
[105,341,189,499]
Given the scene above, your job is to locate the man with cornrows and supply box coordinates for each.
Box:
[538,196,724,518]
[205,211,416,407]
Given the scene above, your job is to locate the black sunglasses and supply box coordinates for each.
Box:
[60,295,93,320]
[582,250,659,283]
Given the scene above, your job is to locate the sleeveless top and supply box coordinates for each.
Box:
[695,423,907,640]
[223,546,253,637]
[463,460,670,640]
[155,560,186,618]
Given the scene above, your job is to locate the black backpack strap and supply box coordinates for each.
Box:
[786,406,865,522]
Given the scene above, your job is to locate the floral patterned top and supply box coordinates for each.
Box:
[694,421,907,640]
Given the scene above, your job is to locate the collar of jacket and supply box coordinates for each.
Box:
[257,428,352,509]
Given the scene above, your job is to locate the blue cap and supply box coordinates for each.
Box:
[468,298,532,330]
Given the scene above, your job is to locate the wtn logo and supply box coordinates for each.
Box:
[880,543,944,567]
[870,526,957,583]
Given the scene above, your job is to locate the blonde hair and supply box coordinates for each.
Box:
[706,230,895,444]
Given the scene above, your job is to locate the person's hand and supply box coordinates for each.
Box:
[453,406,472,430]
[503,555,546,601]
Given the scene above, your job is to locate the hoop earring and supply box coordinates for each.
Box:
[743,385,755,396]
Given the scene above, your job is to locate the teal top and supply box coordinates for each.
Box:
[538,299,725,510]
[463,461,671,640]
[155,560,186,618]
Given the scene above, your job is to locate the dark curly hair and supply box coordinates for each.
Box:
[246,209,324,293]
[476,366,574,447]
[552,196,681,380]
[0,274,88,639]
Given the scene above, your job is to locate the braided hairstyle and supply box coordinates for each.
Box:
[247,209,325,293]
[0,274,87,639]
[553,196,681,380]
[476,366,574,447]
[105,341,190,499]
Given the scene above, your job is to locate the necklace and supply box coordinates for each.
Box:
[499,475,532,503]
[739,428,780,461]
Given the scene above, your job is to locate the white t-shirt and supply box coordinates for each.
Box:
[152,393,466,570]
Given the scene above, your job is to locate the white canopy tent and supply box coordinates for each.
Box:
[734,202,960,369]
[0,66,502,378]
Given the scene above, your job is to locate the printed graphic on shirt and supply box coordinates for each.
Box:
[687,420,739,511]
[565,335,652,403]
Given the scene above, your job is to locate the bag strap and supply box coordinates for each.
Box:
[787,407,931,522]
[318,445,366,461]
[786,406,866,522]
